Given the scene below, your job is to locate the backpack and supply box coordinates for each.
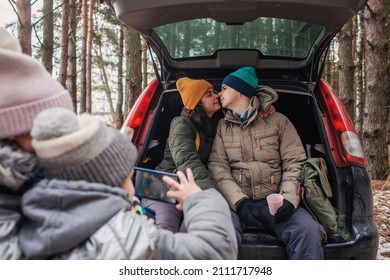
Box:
[299,150,349,242]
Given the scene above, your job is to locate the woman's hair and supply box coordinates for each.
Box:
[187,102,221,138]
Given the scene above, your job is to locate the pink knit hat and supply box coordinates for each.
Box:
[0,27,74,139]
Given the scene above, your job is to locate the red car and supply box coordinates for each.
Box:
[105,0,378,259]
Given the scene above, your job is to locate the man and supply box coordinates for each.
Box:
[208,66,324,259]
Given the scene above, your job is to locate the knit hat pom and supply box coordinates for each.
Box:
[31,108,79,141]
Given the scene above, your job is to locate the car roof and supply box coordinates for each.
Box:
[104,0,366,79]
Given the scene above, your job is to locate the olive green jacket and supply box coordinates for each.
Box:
[156,110,218,190]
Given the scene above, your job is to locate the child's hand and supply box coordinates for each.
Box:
[130,208,155,224]
[163,168,201,211]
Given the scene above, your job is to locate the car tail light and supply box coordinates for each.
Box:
[121,79,158,131]
[320,80,367,168]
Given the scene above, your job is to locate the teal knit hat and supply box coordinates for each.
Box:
[222,66,258,98]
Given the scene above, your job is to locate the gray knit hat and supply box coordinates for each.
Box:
[222,66,258,98]
[31,108,137,187]
[0,27,73,139]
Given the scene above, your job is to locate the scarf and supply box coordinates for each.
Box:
[0,140,38,191]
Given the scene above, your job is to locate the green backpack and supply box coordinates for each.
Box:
[300,152,349,242]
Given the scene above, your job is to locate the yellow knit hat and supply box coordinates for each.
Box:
[176,77,213,110]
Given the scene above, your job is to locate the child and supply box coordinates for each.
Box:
[18,108,238,259]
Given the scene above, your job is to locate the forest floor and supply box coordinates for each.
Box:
[372,179,390,260]
[372,145,390,260]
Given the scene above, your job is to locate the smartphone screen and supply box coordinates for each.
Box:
[134,167,177,204]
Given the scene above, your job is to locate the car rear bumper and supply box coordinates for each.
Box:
[238,217,379,260]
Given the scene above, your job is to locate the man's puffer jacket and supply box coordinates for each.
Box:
[208,89,306,210]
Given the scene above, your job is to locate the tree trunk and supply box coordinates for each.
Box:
[354,12,365,136]
[67,0,78,112]
[16,0,32,55]
[324,41,338,89]
[124,28,142,116]
[385,2,390,145]
[362,0,389,179]
[330,41,339,92]
[95,33,117,123]
[183,23,191,57]
[41,0,54,74]
[338,19,355,122]
[79,0,88,113]
[116,26,124,129]
[324,53,333,84]
[59,0,69,87]
[86,0,95,113]
[142,39,148,89]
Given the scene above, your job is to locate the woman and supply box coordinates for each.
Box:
[142,77,277,244]
[0,27,74,259]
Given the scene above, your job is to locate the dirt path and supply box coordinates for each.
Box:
[372,144,390,259]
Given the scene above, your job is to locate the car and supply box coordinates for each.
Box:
[103,0,378,259]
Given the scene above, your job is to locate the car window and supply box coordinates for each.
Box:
[153,17,324,59]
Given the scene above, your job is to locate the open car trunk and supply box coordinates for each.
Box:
[133,78,376,259]
[105,0,368,83]
[102,0,378,259]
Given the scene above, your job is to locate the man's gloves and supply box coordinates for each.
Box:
[236,199,263,228]
[274,199,294,223]
[238,198,295,225]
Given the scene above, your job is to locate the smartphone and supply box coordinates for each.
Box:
[134,167,177,204]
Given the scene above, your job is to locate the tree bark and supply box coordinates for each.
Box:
[338,19,355,122]
[16,0,32,55]
[354,12,365,135]
[116,26,124,129]
[385,2,390,145]
[330,41,339,92]
[95,33,117,123]
[79,0,88,113]
[86,0,95,113]
[324,41,338,90]
[362,0,389,179]
[41,0,54,74]
[67,0,78,112]
[142,39,148,89]
[124,28,142,117]
[59,0,69,87]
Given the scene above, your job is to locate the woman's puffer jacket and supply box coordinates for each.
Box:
[156,110,218,190]
[0,192,23,259]
[0,140,37,260]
